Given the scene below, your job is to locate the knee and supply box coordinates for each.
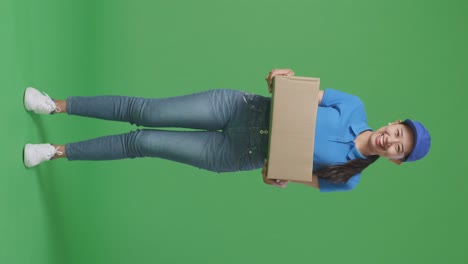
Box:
[127,97,146,126]
[123,129,146,158]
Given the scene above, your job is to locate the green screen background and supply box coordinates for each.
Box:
[2,0,466,263]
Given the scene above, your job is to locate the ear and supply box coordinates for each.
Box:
[389,159,402,165]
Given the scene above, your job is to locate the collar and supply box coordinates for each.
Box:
[350,123,372,137]
[347,122,373,160]
[347,143,367,160]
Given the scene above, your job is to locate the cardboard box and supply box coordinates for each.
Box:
[266,76,320,182]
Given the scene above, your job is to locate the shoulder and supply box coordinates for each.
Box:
[321,89,367,122]
[321,89,365,110]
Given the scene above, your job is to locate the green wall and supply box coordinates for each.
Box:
[2,0,466,263]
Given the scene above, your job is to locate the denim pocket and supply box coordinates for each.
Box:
[237,147,264,171]
[242,92,265,113]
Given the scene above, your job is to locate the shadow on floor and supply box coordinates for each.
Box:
[26,113,67,264]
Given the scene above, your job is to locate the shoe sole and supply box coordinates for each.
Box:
[23,144,34,168]
[24,87,35,112]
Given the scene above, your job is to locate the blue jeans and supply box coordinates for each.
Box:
[65,89,271,173]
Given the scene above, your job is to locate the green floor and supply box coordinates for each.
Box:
[2,0,467,263]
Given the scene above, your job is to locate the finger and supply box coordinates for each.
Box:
[267,69,285,81]
[273,182,286,188]
[266,76,272,88]
[267,70,275,81]
[277,71,293,78]
[275,180,288,188]
[269,72,278,80]
[273,69,292,76]
[269,71,291,84]
[264,179,277,185]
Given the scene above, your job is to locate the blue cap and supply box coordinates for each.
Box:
[402,119,431,162]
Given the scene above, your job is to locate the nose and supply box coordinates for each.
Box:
[385,135,400,146]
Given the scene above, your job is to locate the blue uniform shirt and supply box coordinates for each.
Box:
[314,88,372,192]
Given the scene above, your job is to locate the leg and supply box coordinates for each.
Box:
[63,129,244,172]
[34,92,271,171]
[65,89,245,131]
[52,100,67,114]
[51,144,67,159]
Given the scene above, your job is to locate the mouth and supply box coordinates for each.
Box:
[376,133,385,150]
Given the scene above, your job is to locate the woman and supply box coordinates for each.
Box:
[23,69,431,192]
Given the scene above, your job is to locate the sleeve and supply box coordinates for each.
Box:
[318,173,361,192]
[320,88,362,108]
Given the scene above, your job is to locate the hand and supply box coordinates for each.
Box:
[265,68,295,94]
[262,159,289,188]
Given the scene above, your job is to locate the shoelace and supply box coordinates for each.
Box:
[54,146,64,156]
[42,91,62,113]
[47,146,63,160]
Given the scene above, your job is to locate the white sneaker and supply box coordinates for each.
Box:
[24,143,63,168]
[24,87,62,114]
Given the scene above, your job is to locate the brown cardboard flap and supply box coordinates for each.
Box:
[267,76,320,182]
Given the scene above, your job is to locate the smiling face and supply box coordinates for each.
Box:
[369,121,415,163]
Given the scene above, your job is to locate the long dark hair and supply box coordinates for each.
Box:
[315,155,379,183]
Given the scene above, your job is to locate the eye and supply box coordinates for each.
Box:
[397,129,400,137]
